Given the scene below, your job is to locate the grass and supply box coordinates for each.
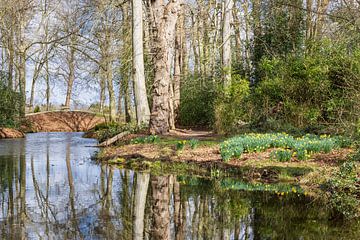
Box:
[220,133,351,162]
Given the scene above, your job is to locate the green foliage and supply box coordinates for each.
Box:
[179,75,216,127]
[176,140,187,151]
[220,133,342,162]
[248,42,360,134]
[325,161,360,219]
[33,106,41,113]
[0,79,22,128]
[130,135,159,144]
[214,75,250,134]
[189,139,200,149]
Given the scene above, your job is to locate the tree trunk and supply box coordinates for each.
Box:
[65,36,76,109]
[106,58,116,121]
[18,50,26,117]
[222,0,233,87]
[45,54,50,111]
[306,0,313,40]
[132,0,151,126]
[99,70,106,113]
[149,0,183,135]
[173,11,183,124]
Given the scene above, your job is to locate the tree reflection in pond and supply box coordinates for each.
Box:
[0,133,360,239]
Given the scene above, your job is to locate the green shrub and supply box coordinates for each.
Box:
[179,75,216,127]
[0,80,22,128]
[34,106,41,113]
[325,161,360,219]
[214,76,250,134]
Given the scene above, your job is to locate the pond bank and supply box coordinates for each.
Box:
[97,135,350,187]
[0,128,25,139]
[96,130,360,219]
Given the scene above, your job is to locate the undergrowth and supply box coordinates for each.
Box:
[324,161,360,219]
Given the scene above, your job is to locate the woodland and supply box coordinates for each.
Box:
[1,0,360,221]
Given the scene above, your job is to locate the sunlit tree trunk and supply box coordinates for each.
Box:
[149,0,183,134]
[132,0,151,126]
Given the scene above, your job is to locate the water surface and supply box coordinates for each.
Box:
[0,132,359,239]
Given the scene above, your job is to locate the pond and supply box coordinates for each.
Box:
[0,132,359,239]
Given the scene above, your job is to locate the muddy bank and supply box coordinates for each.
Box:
[0,128,25,139]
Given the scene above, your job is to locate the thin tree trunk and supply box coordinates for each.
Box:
[173,11,183,123]
[222,0,233,87]
[306,0,313,40]
[65,36,76,109]
[99,70,106,113]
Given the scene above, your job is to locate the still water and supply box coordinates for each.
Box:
[0,132,359,240]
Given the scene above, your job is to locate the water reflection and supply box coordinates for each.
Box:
[0,133,359,239]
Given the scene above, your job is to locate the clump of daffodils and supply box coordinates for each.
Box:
[220,133,348,162]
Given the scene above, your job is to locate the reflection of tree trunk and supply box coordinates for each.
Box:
[133,172,150,240]
[234,221,240,240]
[46,141,50,236]
[100,165,115,238]
[19,151,26,238]
[173,178,184,240]
[119,170,135,239]
[65,140,82,238]
[151,175,170,240]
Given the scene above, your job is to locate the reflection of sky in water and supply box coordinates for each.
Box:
[0,133,116,239]
[1,133,360,239]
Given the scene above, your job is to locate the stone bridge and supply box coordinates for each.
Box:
[25,110,106,132]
